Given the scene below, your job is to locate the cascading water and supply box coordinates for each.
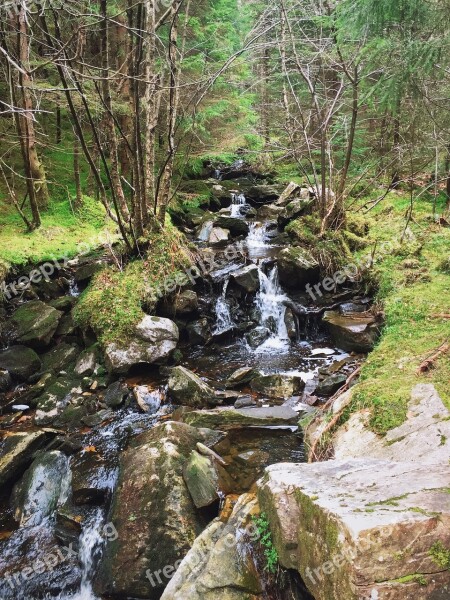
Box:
[213,279,234,334]
[230,193,246,217]
[246,222,267,247]
[254,265,289,352]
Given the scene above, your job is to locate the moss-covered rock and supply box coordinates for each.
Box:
[7,300,62,349]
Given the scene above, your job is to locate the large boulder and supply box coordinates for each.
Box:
[95,421,222,599]
[173,290,199,315]
[161,494,262,600]
[251,374,305,399]
[322,310,379,353]
[246,185,283,204]
[0,345,41,381]
[278,198,313,228]
[41,343,80,373]
[7,300,63,348]
[258,459,450,600]
[168,366,216,408]
[275,182,311,207]
[213,216,249,237]
[104,316,179,374]
[34,378,83,426]
[12,451,70,527]
[0,432,47,486]
[277,248,320,289]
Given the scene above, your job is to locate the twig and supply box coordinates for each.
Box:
[416,342,449,374]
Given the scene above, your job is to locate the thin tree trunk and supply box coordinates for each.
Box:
[391,98,401,188]
[56,106,61,145]
[74,133,82,209]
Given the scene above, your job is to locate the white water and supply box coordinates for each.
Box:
[230,193,246,217]
[254,266,289,352]
[213,279,234,333]
[246,222,267,247]
[44,509,105,600]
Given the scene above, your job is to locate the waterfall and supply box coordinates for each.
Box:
[230,193,246,217]
[246,222,267,247]
[254,266,289,351]
[213,279,234,334]
[214,169,222,180]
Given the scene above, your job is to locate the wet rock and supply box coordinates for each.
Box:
[246,184,283,204]
[168,366,215,408]
[0,369,12,392]
[82,408,114,427]
[234,396,257,409]
[315,373,347,396]
[0,523,81,600]
[236,449,270,467]
[278,198,314,228]
[104,316,179,374]
[104,380,129,408]
[277,247,320,289]
[196,220,215,242]
[42,343,80,373]
[187,318,211,345]
[213,216,249,237]
[34,379,83,426]
[230,265,260,293]
[7,300,63,348]
[55,504,84,547]
[74,347,97,377]
[133,385,162,414]
[209,227,230,245]
[284,308,297,340]
[0,345,41,381]
[12,451,70,527]
[211,184,233,207]
[95,421,220,599]
[251,374,305,399]
[183,450,219,508]
[14,372,54,408]
[226,367,258,388]
[245,326,270,349]
[71,450,115,505]
[161,494,261,600]
[173,290,198,314]
[0,431,47,486]
[322,310,379,352]
[258,459,450,600]
[183,406,299,429]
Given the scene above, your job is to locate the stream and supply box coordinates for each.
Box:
[0,167,372,599]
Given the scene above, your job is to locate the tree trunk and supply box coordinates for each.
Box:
[74,133,83,209]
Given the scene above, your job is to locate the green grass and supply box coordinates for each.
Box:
[73,223,194,346]
[348,191,450,434]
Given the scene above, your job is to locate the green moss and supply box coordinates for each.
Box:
[429,541,450,570]
[389,573,427,585]
[74,224,193,346]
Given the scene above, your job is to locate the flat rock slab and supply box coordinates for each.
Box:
[334,384,450,465]
[182,406,299,429]
[258,459,450,600]
[0,431,47,486]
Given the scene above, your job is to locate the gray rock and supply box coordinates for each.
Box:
[74,347,97,377]
[161,494,261,600]
[71,450,113,505]
[213,216,249,237]
[246,184,283,203]
[48,296,77,313]
[168,366,215,408]
[41,343,80,373]
[278,198,314,228]
[258,459,450,600]
[34,379,83,426]
[245,326,270,349]
[196,220,215,242]
[284,308,297,340]
[315,373,347,396]
[209,227,230,245]
[226,367,258,388]
[0,432,47,486]
[12,451,70,527]
[277,247,320,289]
[74,261,104,282]
[104,380,129,408]
[187,318,211,345]
[173,290,198,314]
[0,345,42,381]
[104,316,179,374]
[323,310,380,352]
[7,300,63,348]
[182,406,299,429]
[251,374,305,399]
[234,396,257,409]
[231,265,260,293]
[183,450,219,508]
[133,385,163,414]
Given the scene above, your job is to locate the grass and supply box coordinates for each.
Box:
[347,190,450,435]
[73,222,194,346]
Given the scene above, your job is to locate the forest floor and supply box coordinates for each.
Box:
[347,190,450,434]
